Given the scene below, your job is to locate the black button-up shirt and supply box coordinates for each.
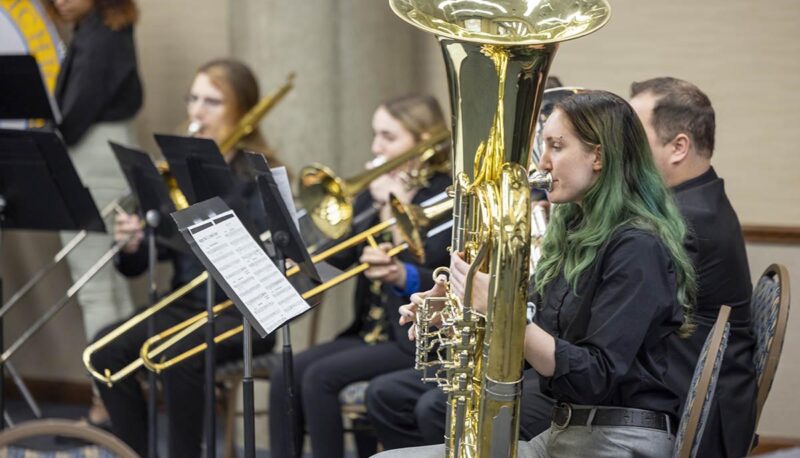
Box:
[533,226,684,418]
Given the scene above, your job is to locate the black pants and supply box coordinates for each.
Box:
[91,300,274,457]
[269,336,414,458]
[366,367,554,449]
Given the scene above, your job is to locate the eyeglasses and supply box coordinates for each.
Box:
[186,94,224,109]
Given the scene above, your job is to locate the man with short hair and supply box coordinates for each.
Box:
[630,77,756,458]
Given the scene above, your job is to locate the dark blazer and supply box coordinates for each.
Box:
[55,11,143,146]
[668,167,755,457]
[328,172,452,355]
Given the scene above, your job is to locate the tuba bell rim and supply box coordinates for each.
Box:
[388,0,612,46]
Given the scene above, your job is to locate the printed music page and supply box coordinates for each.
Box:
[187,208,309,335]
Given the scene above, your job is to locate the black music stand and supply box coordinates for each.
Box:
[0,55,61,124]
[0,129,103,429]
[246,153,323,458]
[110,142,185,252]
[154,134,246,458]
[111,141,187,458]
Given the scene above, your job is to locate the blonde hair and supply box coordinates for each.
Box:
[381,94,450,164]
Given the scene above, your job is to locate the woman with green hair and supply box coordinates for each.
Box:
[383,90,697,458]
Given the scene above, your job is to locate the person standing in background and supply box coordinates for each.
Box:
[51,0,142,425]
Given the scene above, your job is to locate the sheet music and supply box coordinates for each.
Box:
[188,209,309,334]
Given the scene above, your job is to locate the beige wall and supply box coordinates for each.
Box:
[2,0,799,441]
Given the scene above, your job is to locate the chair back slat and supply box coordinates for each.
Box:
[674,305,731,458]
[752,264,791,440]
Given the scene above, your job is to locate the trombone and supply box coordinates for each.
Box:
[137,197,454,374]
[298,129,451,240]
[0,76,297,364]
[83,193,451,385]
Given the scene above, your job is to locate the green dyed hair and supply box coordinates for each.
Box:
[534,90,696,336]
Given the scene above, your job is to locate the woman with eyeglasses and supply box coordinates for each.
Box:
[91,58,280,457]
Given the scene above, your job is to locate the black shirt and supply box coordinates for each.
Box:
[672,167,752,324]
[534,227,684,418]
[55,11,143,146]
[668,167,755,457]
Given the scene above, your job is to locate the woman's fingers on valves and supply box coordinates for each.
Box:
[398,303,416,325]
[407,324,417,341]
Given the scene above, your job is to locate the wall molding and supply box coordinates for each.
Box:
[742,225,800,245]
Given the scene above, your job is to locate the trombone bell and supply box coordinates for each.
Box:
[299,164,353,239]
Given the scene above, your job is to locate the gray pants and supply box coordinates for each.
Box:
[373,423,674,458]
[60,120,135,340]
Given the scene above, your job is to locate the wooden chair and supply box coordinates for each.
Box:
[673,305,731,458]
[750,264,791,449]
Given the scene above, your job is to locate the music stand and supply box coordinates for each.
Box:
[110,141,185,252]
[154,133,245,458]
[245,153,322,458]
[0,55,61,124]
[0,129,103,429]
[111,141,188,458]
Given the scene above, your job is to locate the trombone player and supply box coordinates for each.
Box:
[90,58,279,456]
[269,94,453,458]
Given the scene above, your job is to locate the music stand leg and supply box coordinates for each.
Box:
[205,279,216,458]
[0,277,4,430]
[145,215,159,458]
[282,323,298,458]
[242,319,255,458]
[5,362,41,418]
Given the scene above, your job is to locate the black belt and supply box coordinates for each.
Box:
[552,403,675,433]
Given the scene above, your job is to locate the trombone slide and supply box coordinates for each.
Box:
[139,244,411,373]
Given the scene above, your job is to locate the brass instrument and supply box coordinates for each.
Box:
[81,75,299,382]
[219,73,295,153]
[83,193,450,385]
[136,197,454,373]
[389,1,610,456]
[298,128,450,239]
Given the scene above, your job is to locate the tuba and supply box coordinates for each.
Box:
[389,1,610,456]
